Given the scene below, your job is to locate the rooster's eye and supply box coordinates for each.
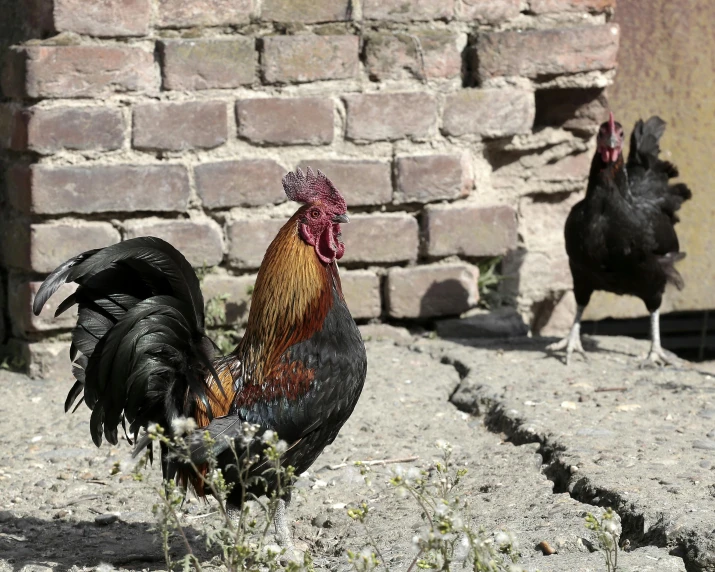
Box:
[310,209,320,219]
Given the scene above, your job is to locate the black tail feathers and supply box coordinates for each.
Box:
[628,116,668,171]
[659,252,687,290]
[33,237,220,448]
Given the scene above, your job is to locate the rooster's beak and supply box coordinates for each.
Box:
[332,213,350,223]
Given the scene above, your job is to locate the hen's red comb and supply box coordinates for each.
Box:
[282,167,346,210]
[608,111,616,132]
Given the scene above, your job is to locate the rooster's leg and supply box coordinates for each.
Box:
[274,497,293,548]
[641,310,680,367]
[546,305,588,365]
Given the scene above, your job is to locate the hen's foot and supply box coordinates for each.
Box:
[639,345,682,368]
[547,331,588,365]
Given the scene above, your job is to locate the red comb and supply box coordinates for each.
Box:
[282,167,346,209]
[608,111,616,132]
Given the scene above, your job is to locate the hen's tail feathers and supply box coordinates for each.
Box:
[628,115,682,179]
[33,237,221,449]
[659,252,687,290]
[662,183,693,223]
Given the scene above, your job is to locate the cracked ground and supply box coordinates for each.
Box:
[1,327,713,571]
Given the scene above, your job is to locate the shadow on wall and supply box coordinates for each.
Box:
[0,0,54,56]
[419,279,472,319]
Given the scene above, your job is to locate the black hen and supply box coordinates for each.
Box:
[548,113,691,365]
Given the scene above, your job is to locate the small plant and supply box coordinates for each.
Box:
[205,293,229,328]
[0,353,26,372]
[130,421,312,572]
[477,257,504,309]
[585,508,620,572]
[348,441,523,572]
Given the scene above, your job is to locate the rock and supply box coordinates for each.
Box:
[436,308,528,339]
[311,514,333,528]
[95,513,119,525]
[692,440,715,451]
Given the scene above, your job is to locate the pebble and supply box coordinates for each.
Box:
[54,509,71,519]
[95,513,119,526]
[311,514,333,528]
[692,440,715,451]
[312,479,328,489]
[699,460,712,469]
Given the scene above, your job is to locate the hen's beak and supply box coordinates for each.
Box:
[332,213,350,223]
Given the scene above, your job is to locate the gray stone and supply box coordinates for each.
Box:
[436,308,528,339]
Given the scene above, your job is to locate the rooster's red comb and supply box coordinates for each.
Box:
[282,167,346,210]
[608,111,616,132]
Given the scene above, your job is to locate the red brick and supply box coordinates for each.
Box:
[341,270,381,320]
[54,0,151,36]
[23,222,120,273]
[160,39,256,90]
[534,88,607,132]
[297,159,392,206]
[236,97,333,145]
[501,250,572,300]
[424,204,518,258]
[362,0,454,21]
[386,263,479,319]
[343,93,437,142]
[24,106,124,153]
[261,35,359,84]
[124,219,224,267]
[442,88,534,138]
[530,0,615,13]
[10,164,190,215]
[536,152,591,183]
[9,278,78,335]
[6,340,73,380]
[364,31,462,81]
[196,159,285,209]
[133,101,227,151]
[227,218,285,269]
[201,273,256,326]
[340,214,418,264]
[261,0,350,23]
[396,154,471,203]
[475,25,620,80]
[157,0,252,27]
[458,0,520,23]
[2,46,158,99]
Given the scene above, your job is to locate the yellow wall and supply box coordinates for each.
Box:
[585,0,715,320]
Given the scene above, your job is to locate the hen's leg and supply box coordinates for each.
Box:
[641,310,680,366]
[547,305,588,365]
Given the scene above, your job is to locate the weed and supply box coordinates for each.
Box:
[477,257,504,309]
[585,508,620,571]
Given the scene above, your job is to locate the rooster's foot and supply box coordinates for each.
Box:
[639,345,682,368]
[547,332,588,366]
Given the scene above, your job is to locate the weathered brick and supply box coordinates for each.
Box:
[501,250,572,300]
[54,0,151,36]
[196,159,285,209]
[24,222,120,273]
[296,159,392,206]
[458,0,520,24]
[364,31,462,81]
[201,273,256,326]
[2,46,158,99]
[24,106,124,153]
[530,0,615,13]
[343,93,437,142]
[6,339,73,380]
[227,218,285,269]
[160,39,256,90]
[519,192,581,253]
[386,263,479,319]
[133,101,227,151]
[424,204,518,258]
[341,270,381,320]
[237,97,333,145]
[442,88,535,138]
[396,154,471,203]
[157,0,252,27]
[11,165,190,215]
[534,88,607,132]
[261,0,350,23]
[124,219,224,267]
[261,35,359,84]
[475,25,620,80]
[363,0,454,21]
[9,278,78,335]
[341,214,418,264]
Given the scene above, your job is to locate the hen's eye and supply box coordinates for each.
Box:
[310,209,320,219]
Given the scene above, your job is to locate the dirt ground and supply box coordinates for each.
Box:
[0,327,709,571]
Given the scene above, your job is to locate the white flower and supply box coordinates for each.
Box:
[275,439,288,453]
[171,417,197,436]
[603,520,619,536]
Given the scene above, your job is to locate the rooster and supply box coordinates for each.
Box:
[548,113,691,366]
[33,168,367,549]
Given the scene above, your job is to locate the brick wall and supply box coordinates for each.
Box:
[0,0,619,377]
